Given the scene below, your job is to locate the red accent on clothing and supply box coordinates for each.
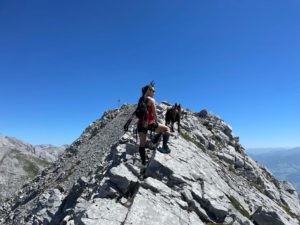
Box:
[147,105,155,124]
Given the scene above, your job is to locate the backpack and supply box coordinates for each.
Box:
[135,97,149,121]
[123,97,149,132]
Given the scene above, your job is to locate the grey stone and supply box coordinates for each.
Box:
[251,206,298,225]
[78,198,128,225]
[1,103,299,225]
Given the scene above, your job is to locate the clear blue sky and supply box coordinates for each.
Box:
[0,0,299,148]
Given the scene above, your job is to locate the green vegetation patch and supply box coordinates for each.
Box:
[10,149,49,178]
[227,195,250,219]
[228,165,235,173]
[179,132,205,151]
[23,161,39,177]
[33,157,50,168]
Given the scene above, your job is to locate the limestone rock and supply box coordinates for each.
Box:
[0,103,299,225]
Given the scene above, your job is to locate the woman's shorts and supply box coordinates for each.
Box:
[137,122,158,134]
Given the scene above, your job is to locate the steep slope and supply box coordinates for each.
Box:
[0,103,299,225]
[0,135,66,202]
[249,147,300,196]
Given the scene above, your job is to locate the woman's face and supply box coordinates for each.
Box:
[148,87,155,97]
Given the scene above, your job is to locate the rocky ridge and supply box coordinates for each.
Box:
[0,102,299,225]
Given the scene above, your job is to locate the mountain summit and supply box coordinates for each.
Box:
[0,102,299,225]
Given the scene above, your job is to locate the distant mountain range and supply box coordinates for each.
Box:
[0,135,67,202]
[247,147,290,155]
[247,147,300,195]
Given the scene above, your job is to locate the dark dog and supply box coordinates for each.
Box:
[165,103,181,132]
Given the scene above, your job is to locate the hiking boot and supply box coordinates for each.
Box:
[159,146,171,154]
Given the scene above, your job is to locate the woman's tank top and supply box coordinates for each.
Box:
[146,105,155,125]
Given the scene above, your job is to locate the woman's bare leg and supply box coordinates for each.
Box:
[154,123,171,150]
[155,123,170,134]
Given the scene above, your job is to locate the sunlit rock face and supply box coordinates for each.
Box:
[1,103,299,225]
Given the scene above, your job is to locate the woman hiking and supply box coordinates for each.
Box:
[137,82,171,171]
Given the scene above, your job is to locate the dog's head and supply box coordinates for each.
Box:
[174,103,181,113]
